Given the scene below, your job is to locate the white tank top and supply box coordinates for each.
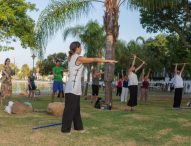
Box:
[174,74,183,88]
[65,54,84,95]
[128,72,138,86]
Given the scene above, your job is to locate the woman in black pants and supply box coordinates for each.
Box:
[173,63,185,108]
[126,54,145,111]
[61,41,117,134]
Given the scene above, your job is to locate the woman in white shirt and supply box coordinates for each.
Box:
[173,63,185,108]
[127,55,145,111]
[61,41,117,134]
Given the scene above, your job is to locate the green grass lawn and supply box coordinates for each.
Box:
[0,91,191,146]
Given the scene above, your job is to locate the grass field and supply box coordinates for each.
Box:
[0,90,191,146]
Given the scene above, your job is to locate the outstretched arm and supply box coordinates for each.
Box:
[174,64,178,74]
[135,61,145,72]
[128,54,136,74]
[146,69,151,78]
[141,68,145,80]
[180,63,186,74]
[77,57,117,64]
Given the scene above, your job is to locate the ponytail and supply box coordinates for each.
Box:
[68,41,81,61]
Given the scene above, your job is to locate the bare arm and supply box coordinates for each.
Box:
[77,57,117,64]
[175,64,178,74]
[2,69,9,78]
[141,68,145,80]
[128,55,136,74]
[146,69,151,78]
[135,61,145,72]
[180,63,186,74]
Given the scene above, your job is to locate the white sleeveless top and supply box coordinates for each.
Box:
[174,74,183,88]
[128,72,138,86]
[65,54,84,95]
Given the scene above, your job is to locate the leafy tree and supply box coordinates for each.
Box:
[37,53,67,76]
[114,40,129,76]
[0,0,36,50]
[0,64,3,71]
[139,0,191,48]
[35,0,180,104]
[19,64,30,79]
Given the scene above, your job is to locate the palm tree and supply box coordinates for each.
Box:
[63,20,105,96]
[36,0,180,104]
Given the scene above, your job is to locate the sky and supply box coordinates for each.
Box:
[0,0,157,68]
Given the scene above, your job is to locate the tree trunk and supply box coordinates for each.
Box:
[84,65,91,96]
[104,0,119,104]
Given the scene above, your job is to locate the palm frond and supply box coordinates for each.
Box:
[35,0,93,50]
[63,25,85,40]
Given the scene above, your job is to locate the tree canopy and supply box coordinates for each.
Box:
[36,52,67,76]
[139,0,191,49]
[0,0,36,51]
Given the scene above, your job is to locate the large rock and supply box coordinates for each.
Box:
[12,102,33,114]
[47,102,64,117]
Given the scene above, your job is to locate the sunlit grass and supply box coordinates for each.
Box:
[0,90,191,146]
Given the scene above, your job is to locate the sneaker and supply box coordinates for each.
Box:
[74,129,86,133]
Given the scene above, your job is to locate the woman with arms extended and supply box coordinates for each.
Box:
[126,55,145,111]
[61,41,117,134]
[173,63,185,108]
[140,68,151,104]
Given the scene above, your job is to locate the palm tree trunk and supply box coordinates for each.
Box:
[104,0,119,105]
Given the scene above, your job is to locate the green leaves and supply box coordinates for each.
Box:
[36,52,67,76]
[36,0,93,50]
[139,0,191,48]
[129,0,181,10]
[0,0,36,50]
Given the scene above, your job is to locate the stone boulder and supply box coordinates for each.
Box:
[12,102,33,114]
[47,102,64,117]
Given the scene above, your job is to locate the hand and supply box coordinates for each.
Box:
[133,54,137,59]
[106,60,118,64]
[142,61,145,64]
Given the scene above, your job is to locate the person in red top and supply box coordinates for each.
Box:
[116,77,123,97]
[140,68,151,104]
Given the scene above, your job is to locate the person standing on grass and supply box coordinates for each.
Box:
[120,75,129,102]
[61,41,117,134]
[116,77,122,97]
[0,58,14,105]
[91,69,102,102]
[51,60,64,102]
[28,71,36,100]
[126,54,145,111]
[140,68,151,104]
[173,63,185,108]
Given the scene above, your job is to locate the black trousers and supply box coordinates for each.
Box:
[92,85,99,96]
[61,93,83,133]
[116,87,122,96]
[173,88,183,108]
[128,85,138,107]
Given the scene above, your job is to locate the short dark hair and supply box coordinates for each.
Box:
[55,59,60,63]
